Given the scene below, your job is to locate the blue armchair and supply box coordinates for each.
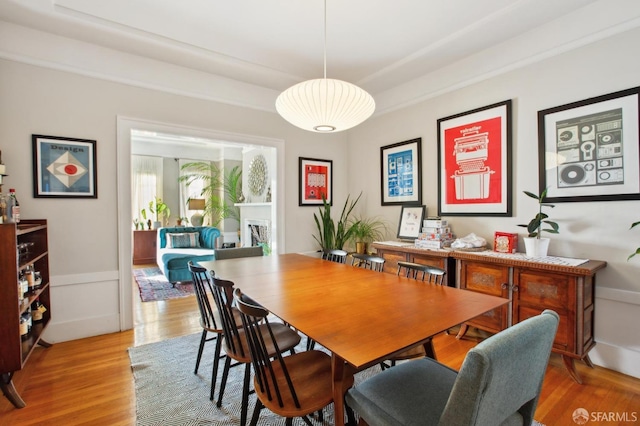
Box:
[156,226,220,283]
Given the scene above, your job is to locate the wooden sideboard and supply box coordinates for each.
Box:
[133,229,157,265]
[371,242,607,384]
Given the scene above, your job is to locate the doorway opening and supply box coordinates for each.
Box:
[117,117,285,331]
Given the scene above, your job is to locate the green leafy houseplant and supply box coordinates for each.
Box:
[141,197,171,226]
[349,215,388,254]
[179,162,242,227]
[313,193,362,251]
[517,188,559,238]
[629,221,640,260]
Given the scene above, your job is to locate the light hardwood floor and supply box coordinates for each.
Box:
[1,274,639,425]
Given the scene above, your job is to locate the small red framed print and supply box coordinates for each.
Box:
[299,157,332,206]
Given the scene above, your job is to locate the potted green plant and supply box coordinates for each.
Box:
[517,188,559,257]
[629,221,640,260]
[349,215,388,254]
[179,162,242,227]
[141,197,171,229]
[313,193,361,252]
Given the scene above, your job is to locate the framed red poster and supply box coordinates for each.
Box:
[299,157,332,206]
[437,100,512,216]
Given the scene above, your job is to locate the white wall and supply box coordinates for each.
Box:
[347,27,640,378]
[0,58,349,343]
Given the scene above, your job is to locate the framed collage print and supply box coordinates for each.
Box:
[538,86,640,203]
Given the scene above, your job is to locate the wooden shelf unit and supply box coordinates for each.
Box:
[0,219,52,408]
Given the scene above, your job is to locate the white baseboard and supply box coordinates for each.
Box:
[590,342,640,379]
[42,313,121,343]
[592,286,640,379]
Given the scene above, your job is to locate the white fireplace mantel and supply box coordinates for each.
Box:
[237,203,273,250]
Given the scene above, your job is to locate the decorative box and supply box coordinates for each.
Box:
[494,232,518,254]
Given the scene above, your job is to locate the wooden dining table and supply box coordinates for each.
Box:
[199,253,508,426]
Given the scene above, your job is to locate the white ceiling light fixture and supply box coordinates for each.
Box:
[276,0,375,133]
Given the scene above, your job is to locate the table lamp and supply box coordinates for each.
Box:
[188,198,206,227]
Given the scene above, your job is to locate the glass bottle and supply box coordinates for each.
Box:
[20,314,29,340]
[25,264,36,292]
[32,300,46,322]
[18,271,28,298]
[6,188,19,223]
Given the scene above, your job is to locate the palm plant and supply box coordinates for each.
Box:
[313,193,361,251]
[518,188,559,238]
[179,162,242,227]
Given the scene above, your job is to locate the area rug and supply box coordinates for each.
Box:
[129,334,547,426]
[133,267,195,302]
[129,333,383,425]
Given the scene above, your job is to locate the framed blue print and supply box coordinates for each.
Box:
[32,134,97,198]
[380,138,422,206]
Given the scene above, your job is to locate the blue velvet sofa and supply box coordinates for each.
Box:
[156,226,220,283]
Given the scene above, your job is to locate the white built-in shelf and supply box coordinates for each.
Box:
[235,202,271,207]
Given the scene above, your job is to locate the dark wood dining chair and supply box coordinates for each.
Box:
[322,249,348,264]
[397,261,446,284]
[188,261,229,402]
[380,262,448,369]
[350,253,385,272]
[233,287,355,426]
[211,274,301,426]
[305,248,349,350]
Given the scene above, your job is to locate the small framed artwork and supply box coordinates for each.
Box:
[437,100,512,216]
[538,86,640,202]
[397,205,426,240]
[32,134,97,198]
[299,157,332,206]
[380,138,422,206]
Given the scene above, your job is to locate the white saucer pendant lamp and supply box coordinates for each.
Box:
[276,78,375,133]
[276,0,375,133]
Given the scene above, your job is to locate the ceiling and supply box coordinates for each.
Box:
[1,0,639,114]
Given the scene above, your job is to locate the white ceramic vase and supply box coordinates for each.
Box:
[523,237,550,258]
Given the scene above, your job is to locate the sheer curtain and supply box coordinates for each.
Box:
[178,159,207,224]
[132,155,163,228]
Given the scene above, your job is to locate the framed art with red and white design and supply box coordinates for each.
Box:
[299,157,332,206]
[437,100,512,216]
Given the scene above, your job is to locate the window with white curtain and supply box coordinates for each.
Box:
[132,155,163,228]
[179,159,208,223]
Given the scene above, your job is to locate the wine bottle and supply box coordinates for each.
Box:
[6,188,19,223]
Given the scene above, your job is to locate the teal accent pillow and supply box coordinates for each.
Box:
[167,232,201,248]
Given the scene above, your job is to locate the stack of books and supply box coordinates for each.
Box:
[415,218,455,249]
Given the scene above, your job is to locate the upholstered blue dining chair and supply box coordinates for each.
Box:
[346,309,559,426]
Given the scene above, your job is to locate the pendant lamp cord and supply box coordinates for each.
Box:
[323,0,327,79]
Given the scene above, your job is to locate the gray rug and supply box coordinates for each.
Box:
[129,334,546,426]
[128,332,381,425]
